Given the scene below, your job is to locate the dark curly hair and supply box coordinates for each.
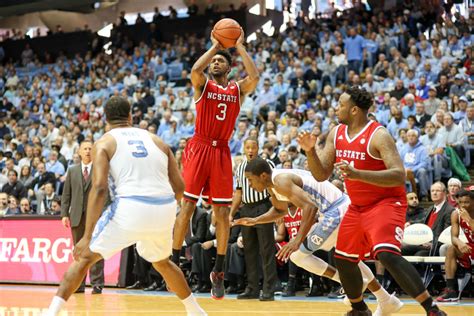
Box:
[345,86,373,111]
[215,50,232,65]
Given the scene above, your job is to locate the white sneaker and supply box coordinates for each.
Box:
[343,278,369,306]
[374,293,404,316]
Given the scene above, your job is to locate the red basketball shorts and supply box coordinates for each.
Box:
[458,248,474,269]
[335,197,407,262]
[182,137,233,206]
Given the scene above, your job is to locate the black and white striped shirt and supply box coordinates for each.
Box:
[235,158,275,204]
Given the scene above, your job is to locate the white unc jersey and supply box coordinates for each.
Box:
[271,169,349,217]
[105,127,174,198]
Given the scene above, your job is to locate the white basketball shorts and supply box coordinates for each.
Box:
[89,195,177,262]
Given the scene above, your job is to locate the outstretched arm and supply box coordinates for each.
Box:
[335,127,405,186]
[298,129,336,181]
[191,33,222,100]
[236,30,259,97]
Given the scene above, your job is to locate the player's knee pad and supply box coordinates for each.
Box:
[289,250,308,266]
[290,250,328,276]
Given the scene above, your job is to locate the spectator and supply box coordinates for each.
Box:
[18,165,34,189]
[420,121,451,182]
[2,170,27,200]
[402,182,454,257]
[447,178,462,208]
[414,102,431,128]
[387,108,408,139]
[439,113,466,161]
[405,192,426,227]
[402,94,416,118]
[423,87,441,116]
[344,28,365,73]
[37,182,57,215]
[45,150,65,180]
[400,129,430,199]
[19,197,33,214]
[459,104,474,160]
[5,195,19,215]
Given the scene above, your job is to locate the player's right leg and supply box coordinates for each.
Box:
[333,206,371,315]
[45,247,103,316]
[173,141,210,264]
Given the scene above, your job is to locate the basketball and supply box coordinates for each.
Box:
[212,18,241,48]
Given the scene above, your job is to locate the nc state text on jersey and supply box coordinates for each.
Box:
[335,149,367,160]
[207,92,238,103]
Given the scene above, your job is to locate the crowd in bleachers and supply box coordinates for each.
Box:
[0,0,473,299]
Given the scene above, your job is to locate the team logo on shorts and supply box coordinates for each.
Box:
[395,226,404,243]
[310,234,324,246]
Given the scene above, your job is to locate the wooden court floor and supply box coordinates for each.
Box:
[1,285,473,315]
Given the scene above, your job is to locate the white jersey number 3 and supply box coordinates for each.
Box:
[216,103,227,121]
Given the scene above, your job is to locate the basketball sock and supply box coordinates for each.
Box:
[181,294,206,315]
[421,297,439,313]
[446,278,457,291]
[213,254,225,273]
[357,261,391,301]
[172,249,180,265]
[372,287,391,303]
[47,296,66,315]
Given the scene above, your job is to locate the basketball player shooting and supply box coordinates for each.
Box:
[171,27,259,300]
[297,86,445,316]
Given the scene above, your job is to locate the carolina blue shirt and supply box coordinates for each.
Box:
[402,104,416,118]
[46,161,65,176]
[399,141,430,173]
[344,35,365,61]
[387,118,408,139]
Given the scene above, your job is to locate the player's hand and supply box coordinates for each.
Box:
[237,236,244,248]
[459,242,472,254]
[459,208,472,222]
[233,217,257,226]
[297,131,317,152]
[73,237,91,261]
[276,238,300,261]
[201,240,214,250]
[334,160,359,180]
[210,31,223,50]
[236,27,245,47]
[62,217,71,228]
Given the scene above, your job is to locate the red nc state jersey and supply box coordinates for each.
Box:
[334,121,406,206]
[284,208,302,240]
[194,78,241,141]
[459,211,474,245]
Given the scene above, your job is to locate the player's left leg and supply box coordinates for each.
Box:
[436,245,466,302]
[152,259,207,316]
[208,146,233,299]
[209,204,230,299]
[369,199,446,315]
[45,247,103,316]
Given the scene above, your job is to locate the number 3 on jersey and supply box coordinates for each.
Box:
[128,140,148,158]
[216,103,227,121]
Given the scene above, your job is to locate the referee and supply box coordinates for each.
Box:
[230,137,277,301]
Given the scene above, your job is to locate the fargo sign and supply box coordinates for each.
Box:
[0,219,120,285]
